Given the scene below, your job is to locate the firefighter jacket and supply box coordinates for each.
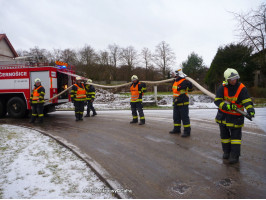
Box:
[130,81,147,103]
[30,85,45,104]
[172,77,193,106]
[71,83,86,102]
[85,85,96,101]
[214,82,254,128]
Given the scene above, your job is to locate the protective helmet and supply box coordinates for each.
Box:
[175,67,187,78]
[131,75,138,81]
[34,78,41,83]
[86,79,92,84]
[224,68,240,81]
[76,76,82,81]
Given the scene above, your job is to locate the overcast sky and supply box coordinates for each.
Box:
[0,0,264,68]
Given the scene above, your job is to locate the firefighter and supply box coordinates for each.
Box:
[130,75,147,125]
[85,79,97,117]
[29,78,45,123]
[214,68,255,164]
[70,76,86,121]
[169,68,193,137]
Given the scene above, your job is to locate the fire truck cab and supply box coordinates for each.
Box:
[0,60,78,118]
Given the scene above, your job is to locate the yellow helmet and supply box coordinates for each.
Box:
[131,75,138,81]
[76,76,82,81]
[224,68,240,81]
[86,79,92,84]
[175,67,186,78]
[34,78,41,83]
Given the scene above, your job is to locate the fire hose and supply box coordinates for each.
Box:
[45,77,252,121]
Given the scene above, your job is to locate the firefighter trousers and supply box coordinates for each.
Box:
[74,101,84,119]
[87,101,96,115]
[131,102,145,122]
[219,124,242,157]
[173,104,191,133]
[31,103,44,121]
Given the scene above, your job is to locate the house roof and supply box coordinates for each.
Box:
[0,34,18,57]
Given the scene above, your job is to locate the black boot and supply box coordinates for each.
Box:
[38,117,43,124]
[130,118,138,124]
[169,128,181,134]
[139,119,145,125]
[229,153,239,164]
[29,116,36,123]
[85,113,90,117]
[79,113,83,121]
[92,112,97,117]
[223,152,230,159]
[181,130,190,137]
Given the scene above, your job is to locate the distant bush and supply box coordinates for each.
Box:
[248,87,266,98]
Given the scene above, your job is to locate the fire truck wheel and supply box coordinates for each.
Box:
[7,97,27,118]
[0,100,7,118]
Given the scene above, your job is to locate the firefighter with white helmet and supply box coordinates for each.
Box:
[85,79,97,117]
[130,75,147,125]
[70,76,86,121]
[29,78,46,123]
[214,68,255,164]
[169,67,193,137]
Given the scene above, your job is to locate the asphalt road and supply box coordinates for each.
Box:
[1,109,266,198]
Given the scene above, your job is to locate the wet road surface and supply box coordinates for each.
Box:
[1,109,266,198]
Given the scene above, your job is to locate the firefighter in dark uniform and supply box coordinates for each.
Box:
[70,76,86,121]
[85,79,97,117]
[214,68,255,164]
[130,75,147,125]
[29,78,45,123]
[169,68,193,137]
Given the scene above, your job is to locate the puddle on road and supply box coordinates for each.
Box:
[171,181,190,195]
[217,178,232,187]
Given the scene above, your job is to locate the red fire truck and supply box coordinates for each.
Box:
[0,59,79,118]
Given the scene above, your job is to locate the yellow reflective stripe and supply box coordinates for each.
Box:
[174,123,181,126]
[40,92,45,94]
[176,102,189,106]
[215,98,223,101]
[221,138,231,143]
[140,117,145,119]
[172,86,178,89]
[88,92,95,94]
[242,98,252,104]
[179,89,187,94]
[219,102,225,109]
[224,96,238,102]
[133,116,138,119]
[38,114,44,117]
[32,114,37,116]
[231,140,241,144]
[131,99,142,102]
[183,124,191,128]
[245,105,253,110]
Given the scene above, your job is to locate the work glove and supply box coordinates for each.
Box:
[226,103,237,111]
[247,108,255,118]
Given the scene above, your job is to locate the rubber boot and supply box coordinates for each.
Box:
[85,113,90,117]
[79,113,83,121]
[181,130,190,137]
[75,113,79,121]
[229,153,239,164]
[139,119,145,125]
[38,117,43,124]
[130,118,138,124]
[169,127,181,134]
[29,116,37,123]
[223,153,230,159]
[92,112,97,117]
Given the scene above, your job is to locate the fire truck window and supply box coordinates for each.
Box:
[57,72,69,99]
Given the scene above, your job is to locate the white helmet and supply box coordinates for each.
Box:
[175,67,187,78]
[86,79,92,84]
[131,75,138,81]
[35,78,41,83]
[76,76,82,81]
[224,68,240,81]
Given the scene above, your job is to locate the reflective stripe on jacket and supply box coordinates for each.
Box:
[74,84,86,100]
[219,83,245,116]
[31,85,45,104]
[172,79,187,97]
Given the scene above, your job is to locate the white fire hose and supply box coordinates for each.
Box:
[45,77,252,120]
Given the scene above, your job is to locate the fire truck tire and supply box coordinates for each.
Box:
[0,100,7,118]
[7,97,27,118]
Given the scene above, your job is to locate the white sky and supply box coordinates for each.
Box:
[0,0,264,68]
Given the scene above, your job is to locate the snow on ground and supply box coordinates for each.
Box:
[0,125,116,199]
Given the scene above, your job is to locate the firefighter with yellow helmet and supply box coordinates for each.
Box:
[214,68,255,164]
[85,79,97,117]
[29,78,45,123]
[130,75,147,125]
[70,76,86,121]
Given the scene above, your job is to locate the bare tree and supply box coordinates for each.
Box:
[140,47,153,80]
[153,41,176,79]
[108,44,120,68]
[120,46,138,79]
[60,48,77,64]
[78,44,97,66]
